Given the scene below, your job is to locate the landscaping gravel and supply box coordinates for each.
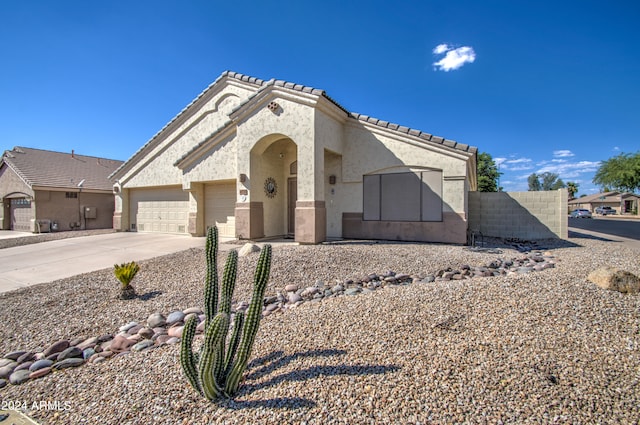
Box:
[0,235,639,424]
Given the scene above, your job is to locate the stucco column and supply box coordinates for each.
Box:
[187,183,204,236]
[235,202,264,240]
[113,188,128,231]
[295,200,326,244]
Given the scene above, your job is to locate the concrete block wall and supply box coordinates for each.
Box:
[468,189,568,240]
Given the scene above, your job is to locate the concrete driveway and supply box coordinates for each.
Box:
[0,232,218,294]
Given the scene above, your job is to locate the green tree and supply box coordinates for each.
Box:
[477,152,502,192]
[528,172,566,191]
[566,181,579,199]
[593,151,640,193]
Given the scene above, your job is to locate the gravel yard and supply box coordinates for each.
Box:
[1,235,639,424]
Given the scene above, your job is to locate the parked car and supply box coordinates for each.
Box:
[570,209,592,218]
[595,206,616,215]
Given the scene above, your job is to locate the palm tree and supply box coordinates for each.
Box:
[567,182,579,199]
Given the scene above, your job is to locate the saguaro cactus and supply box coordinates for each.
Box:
[180,226,272,399]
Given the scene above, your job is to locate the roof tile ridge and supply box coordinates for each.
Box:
[350,112,475,153]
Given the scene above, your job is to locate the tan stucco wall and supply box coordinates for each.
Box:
[468,189,568,239]
[34,190,115,231]
[120,84,253,189]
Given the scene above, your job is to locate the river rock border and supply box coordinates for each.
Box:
[0,251,556,389]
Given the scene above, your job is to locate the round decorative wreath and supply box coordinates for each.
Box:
[264,177,277,198]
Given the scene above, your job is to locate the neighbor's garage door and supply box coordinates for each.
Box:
[205,181,236,238]
[129,187,189,234]
[10,198,32,231]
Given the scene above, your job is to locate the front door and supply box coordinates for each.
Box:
[288,178,297,236]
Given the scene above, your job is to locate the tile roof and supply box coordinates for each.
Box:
[2,147,123,191]
[113,70,477,178]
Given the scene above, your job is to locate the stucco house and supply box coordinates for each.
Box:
[569,191,639,215]
[0,147,123,232]
[111,71,477,244]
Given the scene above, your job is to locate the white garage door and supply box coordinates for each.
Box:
[130,187,189,234]
[10,198,32,231]
[205,182,236,238]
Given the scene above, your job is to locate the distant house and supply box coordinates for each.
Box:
[110,71,478,244]
[568,191,639,215]
[0,147,123,232]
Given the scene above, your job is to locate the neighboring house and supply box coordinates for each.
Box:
[568,191,639,215]
[111,71,477,244]
[0,147,123,232]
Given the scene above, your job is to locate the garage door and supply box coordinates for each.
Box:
[130,187,189,234]
[10,198,32,231]
[205,182,236,238]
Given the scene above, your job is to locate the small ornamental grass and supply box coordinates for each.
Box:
[114,261,140,299]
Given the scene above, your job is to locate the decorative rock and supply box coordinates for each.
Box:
[167,326,184,338]
[3,350,26,361]
[300,286,319,298]
[287,292,302,303]
[43,340,70,357]
[345,287,361,296]
[588,267,640,293]
[332,284,344,293]
[17,352,35,364]
[77,337,98,351]
[97,334,114,343]
[119,321,139,332]
[29,367,52,379]
[137,327,155,339]
[0,378,7,389]
[14,361,34,372]
[238,242,260,256]
[52,358,84,370]
[285,284,299,292]
[196,321,206,333]
[126,325,144,335]
[109,335,136,353]
[166,337,180,345]
[183,307,203,315]
[69,337,85,347]
[57,346,83,361]
[9,369,31,385]
[155,335,173,345]
[91,356,107,364]
[29,359,53,372]
[0,358,15,368]
[83,348,96,360]
[166,311,186,326]
[132,339,155,352]
[0,362,17,379]
[45,352,60,362]
[147,313,167,328]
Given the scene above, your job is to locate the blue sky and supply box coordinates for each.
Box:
[1,0,638,195]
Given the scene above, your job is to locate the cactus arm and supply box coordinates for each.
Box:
[222,311,244,383]
[224,244,272,396]
[199,312,229,400]
[179,315,202,395]
[204,226,219,328]
[219,249,238,315]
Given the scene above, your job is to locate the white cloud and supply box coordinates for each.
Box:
[433,44,450,55]
[433,44,476,71]
[553,150,574,158]
[536,160,601,179]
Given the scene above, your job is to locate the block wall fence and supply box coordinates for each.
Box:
[468,189,568,240]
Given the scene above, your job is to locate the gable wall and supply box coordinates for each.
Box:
[122,84,254,189]
[236,95,316,201]
[341,122,471,214]
[0,164,33,198]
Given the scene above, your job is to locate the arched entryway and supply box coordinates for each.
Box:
[249,135,297,238]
